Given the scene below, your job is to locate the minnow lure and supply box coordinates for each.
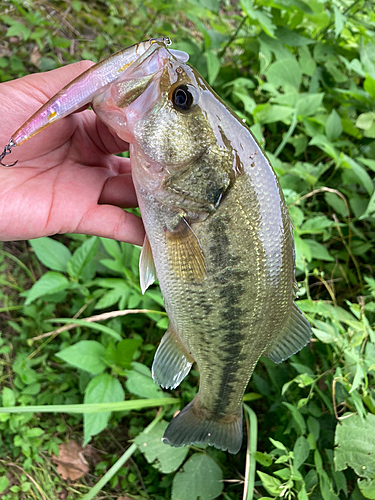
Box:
[0,37,188,166]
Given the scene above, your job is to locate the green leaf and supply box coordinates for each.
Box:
[24,272,69,305]
[265,57,301,90]
[298,46,316,76]
[254,104,293,124]
[325,192,348,217]
[364,76,375,99]
[304,239,334,262]
[255,451,273,466]
[95,288,127,310]
[359,478,375,499]
[343,155,374,195]
[100,238,122,260]
[125,362,165,398]
[6,22,31,40]
[241,0,276,37]
[112,339,142,369]
[30,237,72,272]
[296,93,324,118]
[283,402,306,434]
[356,112,375,130]
[205,51,220,85]
[325,109,342,141]
[293,436,310,469]
[360,191,375,219]
[135,420,189,473]
[334,413,375,479]
[257,471,282,496]
[2,387,15,407]
[172,453,223,500]
[56,340,106,375]
[67,236,98,280]
[333,5,346,38]
[0,476,9,494]
[83,373,125,445]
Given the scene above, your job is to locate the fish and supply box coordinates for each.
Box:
[92,44,313,454]
[1,37,189,165]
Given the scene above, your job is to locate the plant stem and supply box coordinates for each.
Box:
[0,398,179,414]
[218,15,247,59]
[243,403,258,500]
[1,250,36,282]
[274,111,297,158]
[81,409,165,500]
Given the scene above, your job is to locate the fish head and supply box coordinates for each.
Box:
[93,44,235,212]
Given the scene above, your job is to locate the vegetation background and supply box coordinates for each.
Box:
[0,0,374,499]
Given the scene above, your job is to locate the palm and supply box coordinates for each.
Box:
[0,61,144,245]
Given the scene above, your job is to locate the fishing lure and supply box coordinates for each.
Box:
[0,37,187,166]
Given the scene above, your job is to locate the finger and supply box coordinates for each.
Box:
[72,204,145,246]
[99,173,138,207]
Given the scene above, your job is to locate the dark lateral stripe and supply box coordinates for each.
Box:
[207,214,249,415]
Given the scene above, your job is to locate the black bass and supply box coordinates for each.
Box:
[92,45,312,454]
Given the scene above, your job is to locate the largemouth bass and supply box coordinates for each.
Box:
[92,45,312,454]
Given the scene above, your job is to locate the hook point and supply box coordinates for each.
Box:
[0,139,18,167]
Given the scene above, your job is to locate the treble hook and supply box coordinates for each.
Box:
[0,139,18,167]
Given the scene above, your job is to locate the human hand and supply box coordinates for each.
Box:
[0,62,145,245]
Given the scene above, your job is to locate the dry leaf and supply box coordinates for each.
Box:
[52,440,89,481]
[58,488,68,500]
[30,45,41,67]
[117,496,135,500]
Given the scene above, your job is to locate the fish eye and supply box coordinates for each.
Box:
[172,85,195,111]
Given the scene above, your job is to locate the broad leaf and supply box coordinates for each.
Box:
[83,373,125,445]
[126,362,165,398]
[265,57,301,90]
[67,236,98,280]
[30,237,72,272]
[23,272,69,305]
[172,453,223,500]
[135,420,189,473]
[205,51,220,85]
[293,435,310,469]
[334,413,375,479]
[56,340,106,375]
[325,109,342,141]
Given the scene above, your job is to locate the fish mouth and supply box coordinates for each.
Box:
[97,45,189,110]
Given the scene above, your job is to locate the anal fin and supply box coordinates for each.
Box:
[266,303,312,364]
[139,235,157,294]
[152,324,194,389]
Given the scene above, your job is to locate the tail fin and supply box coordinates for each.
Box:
[162,397,243,454]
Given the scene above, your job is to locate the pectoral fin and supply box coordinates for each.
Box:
[139,235,157,294]
[266,303,312,363]
[165,218,206,282]
[152,324,194,389]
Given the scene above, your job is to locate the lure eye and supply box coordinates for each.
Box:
[172,85,195,111]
